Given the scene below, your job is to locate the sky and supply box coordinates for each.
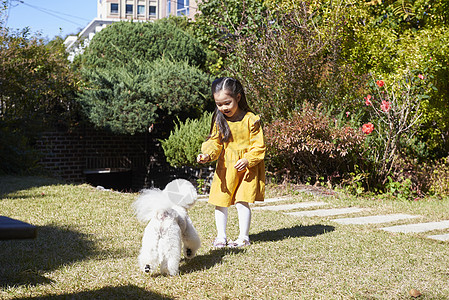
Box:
[5,0,97,40]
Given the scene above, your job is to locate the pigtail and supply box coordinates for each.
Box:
[208,108,231,142]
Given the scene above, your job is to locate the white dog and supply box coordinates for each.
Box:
[133,179,201,276]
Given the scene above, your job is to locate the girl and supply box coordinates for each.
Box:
[197,77,265,248]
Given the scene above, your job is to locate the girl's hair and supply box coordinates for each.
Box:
[209,77,253,142]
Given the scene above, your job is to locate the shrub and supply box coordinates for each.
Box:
[264,102,365,185]
[230,5,364,122]
[0,125,41,174]
[360,71,434,184]
[78,59,212,135]
[341,2,449,157]
[0,31,81,132]
[79,21,207,71]
[429,157,449,197]
[161,111,213,168]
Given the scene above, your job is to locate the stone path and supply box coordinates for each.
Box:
[333,214,419,225]
[253,201,327,211]
[285,207,365,217]
[254,196,449,242]
[380,220,449,233]
[427,233,449,241]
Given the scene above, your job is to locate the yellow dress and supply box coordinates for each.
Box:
[201,112,265,207]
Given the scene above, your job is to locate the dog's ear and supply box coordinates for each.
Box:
[176,214,187,231]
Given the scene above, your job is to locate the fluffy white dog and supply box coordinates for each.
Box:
[133,179,201,276]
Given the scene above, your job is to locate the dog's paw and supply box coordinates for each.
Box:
[185,248,193,258]
[144,265,151,273]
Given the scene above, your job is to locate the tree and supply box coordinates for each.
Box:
[78,20,207,71]
[1,3,81,174]
[193,0,266,75]
[340,0,449,157]
[78,59,212,135]
[226,1,364,122]
[0,0,7,28]
[194,0,266,52]
[77,20,212,135]
[0,30,81,132]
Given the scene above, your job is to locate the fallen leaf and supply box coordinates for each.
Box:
[409,288,422,298]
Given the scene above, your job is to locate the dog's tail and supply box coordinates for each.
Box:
[133,179,198,223]
[133,188,173,223]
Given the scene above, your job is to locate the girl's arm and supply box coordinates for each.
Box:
[199,123,223,162]
[243,115,265,168]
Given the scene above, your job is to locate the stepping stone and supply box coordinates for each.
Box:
[381,220,449,233]
[428,233,449,241]
[199,196,291,203]
[253,202,327,211]
[197,195,209,202]
[264,196,291,203]
[285,207,364,217]
[332,214,419,225]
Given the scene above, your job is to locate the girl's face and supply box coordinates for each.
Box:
[214,90,241,120]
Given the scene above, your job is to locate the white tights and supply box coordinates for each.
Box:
[215,202,251,241]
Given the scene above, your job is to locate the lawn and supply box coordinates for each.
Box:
[1,176,449,299]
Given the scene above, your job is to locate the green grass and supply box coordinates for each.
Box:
[1,176,449,299]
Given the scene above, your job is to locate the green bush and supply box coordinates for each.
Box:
[340,2,449,157]
[228,3,365,122]
[147,59,213,118]
[0,30,81,132]
[0,126,41,175]
[429,157,449,197]
[79,20,207,71]
[77,19,212,135]
[161,112,212,168]
[78,59,212,135]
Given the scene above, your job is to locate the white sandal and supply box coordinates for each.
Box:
[212,238,227,248]
[228,238,250,248]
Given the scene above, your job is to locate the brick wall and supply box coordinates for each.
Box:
[35,126,163,191]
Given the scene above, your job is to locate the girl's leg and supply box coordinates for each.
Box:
[235,201,251,242]
[214,206,228,245]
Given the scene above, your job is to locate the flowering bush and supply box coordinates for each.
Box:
[361,71,435,186]
[362,122,374,135]
[264,102,365,184]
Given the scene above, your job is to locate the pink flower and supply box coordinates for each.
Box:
[364,94,372,106]
[418,74,424,80]
[362,122,374,135]
[380,100,391,112]
[346,111,350,117]
[376,80,385,88]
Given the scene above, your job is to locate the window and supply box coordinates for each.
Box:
[149,6,156,16]
[177,0,189,16]
[110,3,118,14]
[126,4,133,15]
[137,5,145,15]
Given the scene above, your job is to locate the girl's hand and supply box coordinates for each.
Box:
[234,158,249,171]
[197,153,210,164]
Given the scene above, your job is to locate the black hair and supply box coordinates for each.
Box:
[208,77,253,143]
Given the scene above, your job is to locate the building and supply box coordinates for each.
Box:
[64,0,197,61]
